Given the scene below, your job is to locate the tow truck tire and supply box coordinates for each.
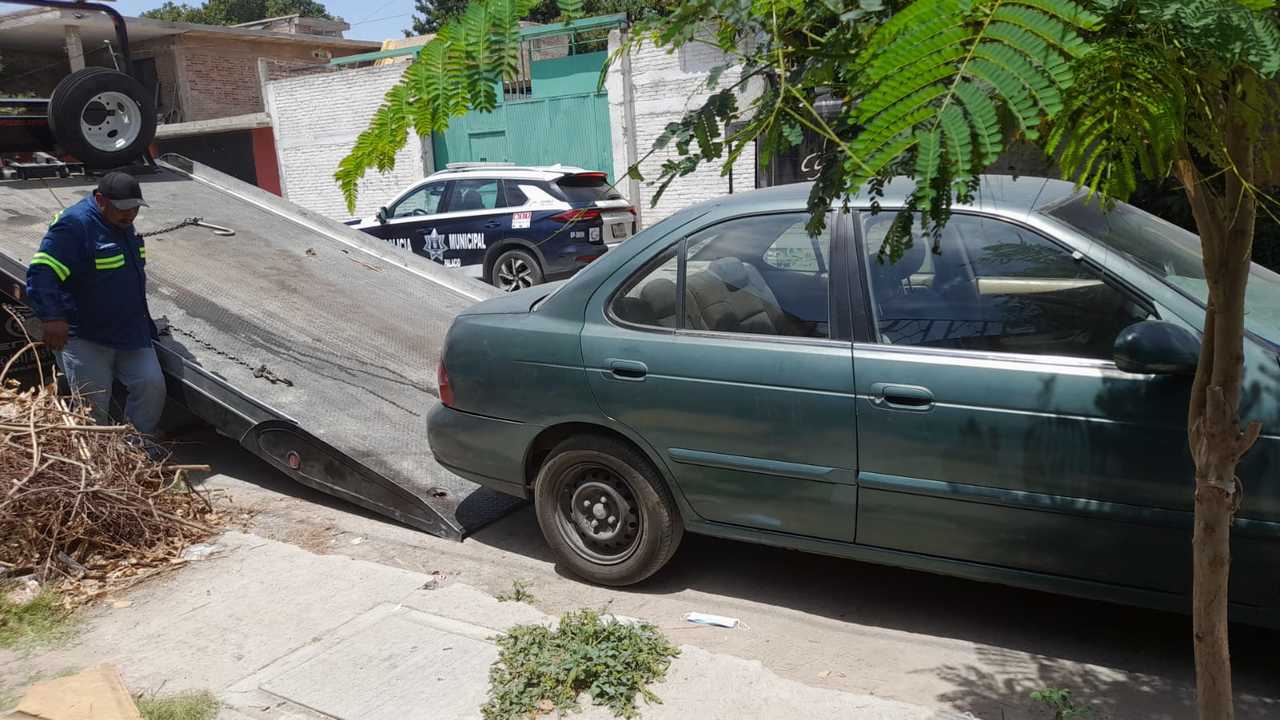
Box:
[49,68,156,169]
[533,435,684,586]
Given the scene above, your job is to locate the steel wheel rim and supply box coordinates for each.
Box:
[554,462,642,565]
[79,91,143,152]
[496,256,534,291]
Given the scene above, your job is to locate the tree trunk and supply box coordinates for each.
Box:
[1190,368,1245,720]
[1174,85,1263,716]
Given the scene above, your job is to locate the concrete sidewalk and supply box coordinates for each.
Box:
[1,532,963,720]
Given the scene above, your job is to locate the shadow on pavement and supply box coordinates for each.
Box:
[475,512,1280,720]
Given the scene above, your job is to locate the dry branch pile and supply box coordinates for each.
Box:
[1,339,217,599]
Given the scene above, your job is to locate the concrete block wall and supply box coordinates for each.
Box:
[264,63,429,220]
[607,31,757,226]
[180,38,337,121]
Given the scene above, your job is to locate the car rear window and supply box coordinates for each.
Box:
[555,174,622,204]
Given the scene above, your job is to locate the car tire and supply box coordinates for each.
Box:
[48,68,157,169]
[533,435,684,586]
[491,248,543,292]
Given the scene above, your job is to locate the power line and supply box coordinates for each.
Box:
[348,12,413,26]
[355,0,402,25]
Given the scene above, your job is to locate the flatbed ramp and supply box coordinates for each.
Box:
[0,156,523,539]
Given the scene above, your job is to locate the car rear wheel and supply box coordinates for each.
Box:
[533,435,683,586]
[48,68,156,169]
[492,248,543,292]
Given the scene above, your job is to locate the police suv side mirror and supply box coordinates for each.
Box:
[376,207,388,224]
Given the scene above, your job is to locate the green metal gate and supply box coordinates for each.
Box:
[432,92,614,175]
[430,23,618,177]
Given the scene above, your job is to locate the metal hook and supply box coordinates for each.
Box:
[192,219,235,236]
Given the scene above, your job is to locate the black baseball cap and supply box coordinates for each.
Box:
[96,172,148,210]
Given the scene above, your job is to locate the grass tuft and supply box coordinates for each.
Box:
[495,579,536,604]
[0,589,71,649]
[136,690,220,720]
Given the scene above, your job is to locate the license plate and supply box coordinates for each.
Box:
[611,223,628,239]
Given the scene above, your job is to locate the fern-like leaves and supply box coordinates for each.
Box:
[1046,39,1185,205]
[335,0,572,213]
[840,0,1101,248]
[1139,0,1280,76]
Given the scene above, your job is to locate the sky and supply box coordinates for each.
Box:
[0,0,421,42]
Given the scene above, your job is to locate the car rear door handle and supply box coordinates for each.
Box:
[484,220,502,229]
[871,383,934,411]
[608,359,648,381]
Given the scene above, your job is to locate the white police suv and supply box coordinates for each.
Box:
[347,163,636,291]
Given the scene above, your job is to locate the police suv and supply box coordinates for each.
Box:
[347,163,636,291]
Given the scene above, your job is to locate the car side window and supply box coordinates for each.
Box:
[860,213,1151,360]
[391,182,446,218]
[763,223,828,273]
[446,179,504,212]
[611,213,831,339]
[613,250,681,328]
[503,181,529,207]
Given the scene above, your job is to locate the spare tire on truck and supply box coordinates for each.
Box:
[48,67,156,169]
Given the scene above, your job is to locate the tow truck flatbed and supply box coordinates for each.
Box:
[0,156,523,539]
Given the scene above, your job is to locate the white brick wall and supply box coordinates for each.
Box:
[265,64,430,220]
[607,32,757,226]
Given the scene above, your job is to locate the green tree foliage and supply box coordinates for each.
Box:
[338,0,592,210]
[406,0,676,38]
[406,0,473,35]
[1049,1,1280,204]
[142,0,332,25]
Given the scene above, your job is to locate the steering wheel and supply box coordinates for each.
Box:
[410,208,430,216]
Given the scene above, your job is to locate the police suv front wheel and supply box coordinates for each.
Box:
[492,249,542,292]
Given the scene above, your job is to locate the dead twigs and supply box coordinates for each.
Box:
[1,309,219,598]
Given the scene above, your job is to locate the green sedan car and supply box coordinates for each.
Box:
[427,177,1280,626]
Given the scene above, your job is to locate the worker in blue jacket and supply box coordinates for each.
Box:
[26,172,165,437]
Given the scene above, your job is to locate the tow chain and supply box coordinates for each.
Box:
[157,323,294,387]
[142,219,288,385]
[140,217,235,238]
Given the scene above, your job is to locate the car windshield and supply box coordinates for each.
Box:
[1048,196,1280,345]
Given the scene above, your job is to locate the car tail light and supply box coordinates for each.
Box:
[574,255,600,264]
[437,358,454,408]
[549,208,601,223]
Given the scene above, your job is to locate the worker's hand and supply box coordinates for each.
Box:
[41,320,69,352]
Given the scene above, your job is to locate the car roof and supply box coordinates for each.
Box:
[424,163,593,182]
[711,175,1082,217]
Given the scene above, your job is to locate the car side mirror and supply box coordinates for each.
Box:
[1113,320,1200,375]
[376,206,388,224]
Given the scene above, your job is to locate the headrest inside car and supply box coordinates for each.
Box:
[640,278,677,318]
[709,257,750,290]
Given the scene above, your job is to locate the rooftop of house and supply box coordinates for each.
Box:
[0,7,381,53]
[230,13,352,35]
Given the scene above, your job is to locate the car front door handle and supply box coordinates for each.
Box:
[608,359,648,381]
[871,383,934,411]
